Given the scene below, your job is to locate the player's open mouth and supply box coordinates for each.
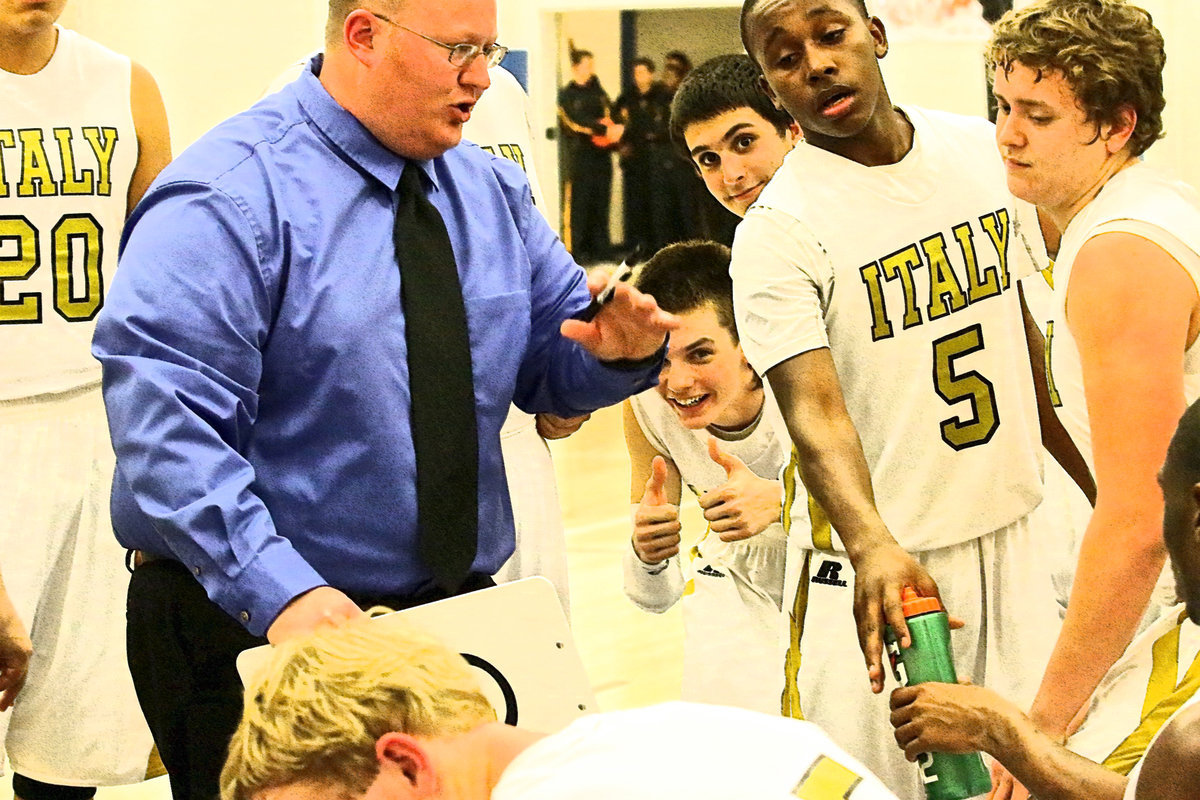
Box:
[819,89,856,118]
[670,394,708,409]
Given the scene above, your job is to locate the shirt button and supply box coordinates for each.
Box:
[239,610,251,623]
[192,565,202,576]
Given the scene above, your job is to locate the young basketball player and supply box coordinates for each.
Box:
[0,0,169,796]
[985,2,1200,796]
[219,620,902,800]
[668,53,799,219]
[622,240,788,713]
[732,0,1084,795]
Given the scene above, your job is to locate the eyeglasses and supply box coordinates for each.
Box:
[371,12,508,69]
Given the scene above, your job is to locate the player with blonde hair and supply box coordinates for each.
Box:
[221,621,901,800]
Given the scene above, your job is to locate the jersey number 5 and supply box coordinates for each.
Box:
[0,215,104,324]
[933,323,1000,450]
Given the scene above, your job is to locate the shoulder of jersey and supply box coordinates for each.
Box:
[750,141,841,216]
[57,27,129,64]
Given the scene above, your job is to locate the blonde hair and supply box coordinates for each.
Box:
[987,0,1165,157]
[220,621,496,800]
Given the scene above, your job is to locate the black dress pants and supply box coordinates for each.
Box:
[126,558,492,800]
[566,145,612,262]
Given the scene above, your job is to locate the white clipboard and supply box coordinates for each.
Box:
[236,577,597,732]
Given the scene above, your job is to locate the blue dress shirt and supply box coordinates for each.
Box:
[93,59,660,636]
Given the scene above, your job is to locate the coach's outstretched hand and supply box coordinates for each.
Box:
[560,266,679,362]
[849,543,943,694]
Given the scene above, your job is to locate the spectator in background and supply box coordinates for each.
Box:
[613,57,673,254]
[657,49,702,245]
[558,47,618,265]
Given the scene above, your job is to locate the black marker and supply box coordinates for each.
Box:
[572,246,648,323]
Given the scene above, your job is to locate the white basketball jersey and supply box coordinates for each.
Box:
[1046,163,1200,473]
[1069,605,1200,775]
[0,27,136,399]
[491,702,901,799]
[732,106,1042,552]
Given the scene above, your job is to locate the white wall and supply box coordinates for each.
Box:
[59,0,326,151]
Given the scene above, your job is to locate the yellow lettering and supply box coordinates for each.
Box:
[499,143,526,172]
[17,129,59,197]
[52,215,103,321]
[980,209,1012,292]
[955,221,1000,303]
[82,126,118,196]
[0,216,42,323]
[920,233,968,320]
[53,128,95,196]
[858,261,894,341]
[0,130,15,199]
[880,244,924,331]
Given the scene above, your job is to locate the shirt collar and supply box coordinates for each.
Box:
[293,53,438,193]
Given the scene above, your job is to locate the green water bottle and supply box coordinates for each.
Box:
[885,587,992,800]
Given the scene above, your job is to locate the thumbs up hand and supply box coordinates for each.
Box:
[632,455,682,564]
[699,437,783,542]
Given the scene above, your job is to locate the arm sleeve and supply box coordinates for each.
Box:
[495,161,663,416]
[730,208,834,377]
[95,182,324,635]
[622,538,685,613]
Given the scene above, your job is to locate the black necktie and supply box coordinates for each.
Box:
[394,163,479,592]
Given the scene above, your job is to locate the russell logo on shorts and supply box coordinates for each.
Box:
[811,560,849,588]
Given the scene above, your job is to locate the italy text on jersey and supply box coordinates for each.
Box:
[858,208,1012,342]
[0,127,120,326]
[858,207,1013,451]
[478,142,527,173]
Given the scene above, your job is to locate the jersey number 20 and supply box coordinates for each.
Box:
[0,215,104,324]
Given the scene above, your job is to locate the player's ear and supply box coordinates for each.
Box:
[759,76,783,112]
[375,732,434,794]
[868,15,890,59]
[343,9,386,66]
[1101,104,1138,154]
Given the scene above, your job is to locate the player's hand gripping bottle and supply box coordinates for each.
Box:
[885,587,992,800]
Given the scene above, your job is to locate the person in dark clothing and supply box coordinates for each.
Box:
[658,50,702,244]
[558,49,615,264]
[613,57,674,254]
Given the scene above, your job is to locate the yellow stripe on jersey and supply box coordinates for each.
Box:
[1103,610,1200,775]
[792,755,863,799]
[782,445,799,534]
[682,541,703,598]
[784,444,835,551]
[1040,259,1055,290]
[782,552,810,720]
[810,493,833,552]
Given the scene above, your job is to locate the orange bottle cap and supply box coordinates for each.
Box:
[901,586,943,617]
